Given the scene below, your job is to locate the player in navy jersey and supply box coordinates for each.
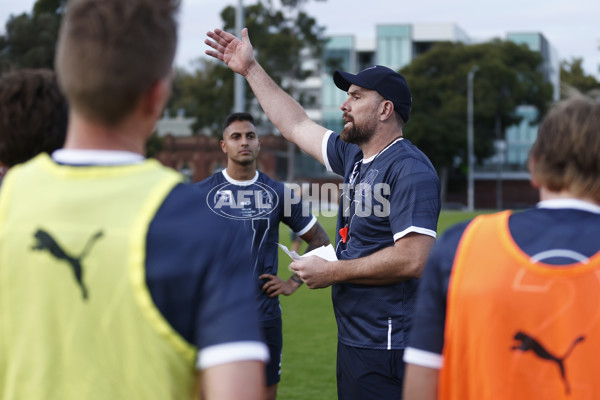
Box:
[403,97,600,399]
[205,29,440,399]
[196,112,331,400]
[0,1,268,399]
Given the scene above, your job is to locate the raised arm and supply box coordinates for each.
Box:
[205,28,328,164]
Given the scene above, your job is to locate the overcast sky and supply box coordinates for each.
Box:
[1,0,599,76]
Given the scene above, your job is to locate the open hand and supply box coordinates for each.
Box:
[205,28,256,76]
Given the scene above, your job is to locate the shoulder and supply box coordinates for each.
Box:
[387,140,437,174]
[154,183,244,247]
[257,171,283,189]
[195,172,222,188]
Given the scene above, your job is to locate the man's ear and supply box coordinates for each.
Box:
[380,100,395,121]
[143,77,171,120]
[220,139,227,154]
[528,157,540,189]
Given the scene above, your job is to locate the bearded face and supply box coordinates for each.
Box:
[340,110,378,146]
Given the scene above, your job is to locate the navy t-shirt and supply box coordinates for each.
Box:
[322,131,441,349]
[196,170,316,322]
[404,200,600,369]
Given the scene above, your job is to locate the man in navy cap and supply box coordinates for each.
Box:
[206,28,441,399]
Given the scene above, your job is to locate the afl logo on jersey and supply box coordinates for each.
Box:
[207,182,279,220]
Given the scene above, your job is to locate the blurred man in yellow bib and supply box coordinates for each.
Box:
[0,0,267,399]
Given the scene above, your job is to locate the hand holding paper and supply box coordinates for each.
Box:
[277,243,338,289]
[278,243,337,262]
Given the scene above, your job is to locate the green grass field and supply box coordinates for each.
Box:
[275,210,491,399]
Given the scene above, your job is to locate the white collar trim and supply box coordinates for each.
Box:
[537,198,600,214]
[52,149,145,165]
[221,169,259,186]
[363,137,404,164]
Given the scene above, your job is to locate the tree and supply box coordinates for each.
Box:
[167,61,236,134]
[0,0,66,72]
[167,0,326,136]
[560,58,600,99]
[400,40,553,200]
[221,1,324,87]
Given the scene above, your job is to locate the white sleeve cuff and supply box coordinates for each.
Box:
[403,347,443,369]
[393,226,437,242]
[322,130,333,172]
[197,341,269,370]
[295,216,317,236]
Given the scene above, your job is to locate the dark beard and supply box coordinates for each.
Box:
[340,118,376,146]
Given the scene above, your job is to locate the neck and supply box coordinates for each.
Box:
[539,187,600,206]
[360,129,402,159]
[63,111,151,155]
[226,161,257,181]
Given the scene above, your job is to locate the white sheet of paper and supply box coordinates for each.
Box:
[277,243,338,262]
[277,243,302,260]
[303,244,338,261]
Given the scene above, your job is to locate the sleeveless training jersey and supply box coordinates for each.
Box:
[440,211,600,399]
[405,200,600,372]
[196,169,316,322]
[323,131,440,349]
[0,153,266,399]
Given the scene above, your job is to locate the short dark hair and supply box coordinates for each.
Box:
[222,112,256,134]
[55,0,180,125]
[0,69,68,167]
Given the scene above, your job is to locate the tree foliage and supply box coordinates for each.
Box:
[167,61,236,134]
[560,58,600,98]
[400,40,553,176]
[221,0,325,86]
[0,0,66,72]
[167,0,326,136]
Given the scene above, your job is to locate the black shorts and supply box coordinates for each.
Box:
[262,317,283,386]
[336,341,406,400]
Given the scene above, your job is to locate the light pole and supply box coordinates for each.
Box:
[234,0,245,112]
[467,65,479,212]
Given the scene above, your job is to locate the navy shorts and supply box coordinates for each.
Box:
[262,317,282,386]
[336,341,405,400]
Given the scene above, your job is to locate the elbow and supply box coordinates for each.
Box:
[395,259,426,281]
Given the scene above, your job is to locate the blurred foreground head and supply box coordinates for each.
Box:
[529,97,600,203]
[0,69,67,170]
[55,0,180,126]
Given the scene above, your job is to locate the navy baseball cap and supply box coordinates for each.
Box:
[333,65,412,123]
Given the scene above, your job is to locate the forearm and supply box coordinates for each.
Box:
[289,273,303,287]
[201,360,266,400]
[403,364,439,400]
[332,248,417,285]
[332,234,434,285]
[302,223,331,254]
[244,62,326,162]
[245,62,309,138]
